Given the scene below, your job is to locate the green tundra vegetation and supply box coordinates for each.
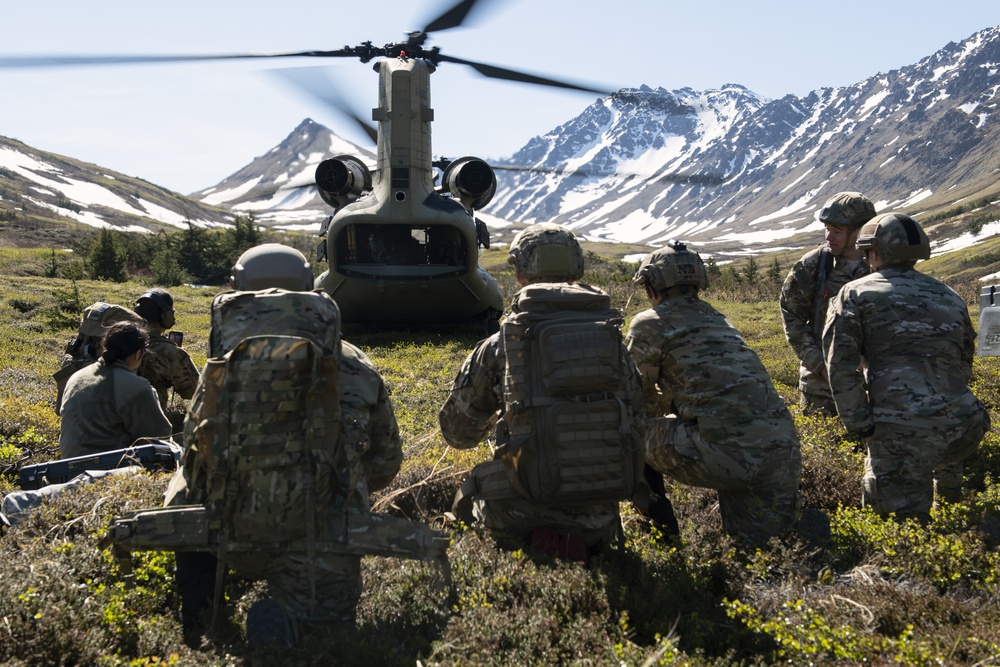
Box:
[1,228,1000,666]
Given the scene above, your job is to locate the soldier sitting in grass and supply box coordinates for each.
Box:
[59,320,171,459]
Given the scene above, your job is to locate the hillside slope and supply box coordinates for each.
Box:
[0,137,232,238]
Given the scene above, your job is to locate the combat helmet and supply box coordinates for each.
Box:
[232,243,314,291]
[633,240,709,291]
[818,192,877,228]
[855,213,930,266]
[134,288,176,329]
[507,223,585,282]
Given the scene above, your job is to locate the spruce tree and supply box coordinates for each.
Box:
[87,228,128,282]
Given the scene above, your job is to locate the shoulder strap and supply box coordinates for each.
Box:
[812,247,834,337]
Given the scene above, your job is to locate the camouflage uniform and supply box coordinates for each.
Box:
[780,246,868,414]
[823,266,990,519]
[439,309,646,551]
[165,289,402,628]
[140,331,200,411]
[626,295,802,543]
[58,359,172,459]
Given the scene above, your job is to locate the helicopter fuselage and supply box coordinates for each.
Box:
[316,57,504,327]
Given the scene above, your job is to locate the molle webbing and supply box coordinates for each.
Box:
[211,336,337,550]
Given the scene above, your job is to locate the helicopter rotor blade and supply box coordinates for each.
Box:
[270,67,378,144]
[436,54,611,95]
[0,49,359,70]
[423,0,488,33]
[490,164,727,186]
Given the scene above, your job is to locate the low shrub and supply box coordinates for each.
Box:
[1,248,999,665]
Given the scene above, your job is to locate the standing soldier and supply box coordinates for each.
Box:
[780,192,877,415]
[627,242,802,544]
[440,223,656,562]
[823,213,990,521]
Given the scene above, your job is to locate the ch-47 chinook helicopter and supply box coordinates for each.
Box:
[265,0,618,332]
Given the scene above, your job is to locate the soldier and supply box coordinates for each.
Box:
[627,241,802,544]
[58,320,172,459]
[440,223,657,562]
[132,289,200,412]
[165,244,404,646]
[55,288,199,421]
[780,192,877,415]
[823,213,990,521]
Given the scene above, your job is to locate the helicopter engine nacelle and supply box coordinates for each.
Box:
[316,155,373,211]
[442,157,496,211]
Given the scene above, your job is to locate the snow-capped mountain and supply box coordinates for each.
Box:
[193,118,374,232]
[0,136,230,232]
[489,84,768,241]
[488,25,1000,253]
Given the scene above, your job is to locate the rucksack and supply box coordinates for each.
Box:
[496,283,644,505]
[53,302,145,414]
[186,289,343,549]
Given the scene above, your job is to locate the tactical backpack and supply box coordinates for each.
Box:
[496,283,644,505]
[53,302,145,414]
[188,289,343,550]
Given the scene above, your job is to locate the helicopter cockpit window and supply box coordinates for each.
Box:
[334,223,467,270]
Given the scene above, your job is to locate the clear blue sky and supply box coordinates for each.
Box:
[1,0,997,194]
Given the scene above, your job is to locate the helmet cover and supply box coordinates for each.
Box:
[633,240,709,291]
[817,192,877,228]
[232,243,314,291]
[855,213,931,265]
[507,223,585,282]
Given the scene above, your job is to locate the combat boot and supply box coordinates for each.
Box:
[246,598,298,648]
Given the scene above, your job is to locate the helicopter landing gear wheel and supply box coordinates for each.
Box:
[484,316,500,337]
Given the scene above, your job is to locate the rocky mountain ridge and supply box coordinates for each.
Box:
[487,25,1000,255]
[192,118,375,232]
